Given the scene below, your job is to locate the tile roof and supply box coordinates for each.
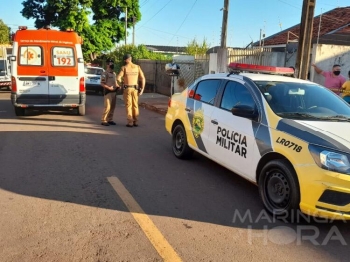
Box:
[258,7,350,46]
[145,45,187,53]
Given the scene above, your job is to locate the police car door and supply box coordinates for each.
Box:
[208,80,257,180]
[187,79,221,154]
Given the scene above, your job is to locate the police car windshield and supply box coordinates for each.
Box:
[255,81,350,120]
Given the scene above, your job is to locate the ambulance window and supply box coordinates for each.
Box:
[52,47,75,67]
[221,81,255,111]
[193,79,221,105]
[19,46,43,66]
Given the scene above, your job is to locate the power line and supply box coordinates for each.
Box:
[277,0,301,10]
[137,0,173,29]
[167,0,198,45]
[139,25,190,39]
[140,0,152,8]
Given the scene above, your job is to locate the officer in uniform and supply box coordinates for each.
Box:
[100,60,120,126]
[117,54,146,127]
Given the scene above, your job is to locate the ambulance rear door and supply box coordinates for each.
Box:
[16,43,50,104]
[48,44,80,105]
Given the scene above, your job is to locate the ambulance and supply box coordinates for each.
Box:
[165,63,350,221]
[0,44,12,91]
[9,26,86,116]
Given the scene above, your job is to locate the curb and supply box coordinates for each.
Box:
[139,102,167,116]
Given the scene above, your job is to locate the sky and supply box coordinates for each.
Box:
[0,0,348,48]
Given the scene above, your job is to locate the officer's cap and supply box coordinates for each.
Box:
[123,54,132,61]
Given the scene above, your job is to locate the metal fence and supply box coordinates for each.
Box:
[137,57,209,96]
[228,47,273,65]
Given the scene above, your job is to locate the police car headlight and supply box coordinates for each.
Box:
[309,145,350,175]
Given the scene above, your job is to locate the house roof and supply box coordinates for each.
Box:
[145,45,187,54]
[257,7,350,46]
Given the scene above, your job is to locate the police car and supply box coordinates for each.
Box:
[165,63,350,220]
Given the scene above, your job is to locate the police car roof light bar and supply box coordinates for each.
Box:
[18,26,28,30]
[228,63,294,75]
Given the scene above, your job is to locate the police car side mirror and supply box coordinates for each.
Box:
[231,105,258,120]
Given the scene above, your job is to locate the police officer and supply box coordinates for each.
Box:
[100,60,120,126]
[117,54,146,127]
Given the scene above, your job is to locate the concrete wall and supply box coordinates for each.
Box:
[310,44,350,85]
[209,53,217,74]
[270,52,287,67]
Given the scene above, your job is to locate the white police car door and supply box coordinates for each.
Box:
[187,79,221,154]
[207,80,257,180]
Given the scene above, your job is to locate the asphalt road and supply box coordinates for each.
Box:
[0,90,349,262]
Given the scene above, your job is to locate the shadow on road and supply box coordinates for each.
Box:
[0,95,349,260]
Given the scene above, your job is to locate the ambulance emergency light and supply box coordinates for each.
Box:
[228,63,294,75]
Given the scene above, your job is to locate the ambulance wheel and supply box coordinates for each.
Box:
[172,124,193,159]
[78,105,86,116]
[14,107,25,116]
[258,159,300,219]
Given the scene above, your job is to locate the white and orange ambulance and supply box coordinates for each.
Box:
[9,26,86,116]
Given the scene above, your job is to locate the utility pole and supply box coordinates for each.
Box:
[220,0,229,48]
[217,0,230,73]
[125,7,128,46]
[132,16,136,46]
[295,0,316,79]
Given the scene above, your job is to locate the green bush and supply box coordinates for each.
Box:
[93,44,171,72]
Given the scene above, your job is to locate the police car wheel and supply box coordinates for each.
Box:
[172,124,193,159]
[259,159,300,218]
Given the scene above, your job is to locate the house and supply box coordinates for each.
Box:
[145,45,187,56]
[251,6,350,85]
[260,7,350,47]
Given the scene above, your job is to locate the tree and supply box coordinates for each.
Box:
[94,44,171,73]
[21,0,141,60]
[186,38,209,56]
[0,20,10,44]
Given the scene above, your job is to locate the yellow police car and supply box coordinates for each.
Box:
[165,63,350,220]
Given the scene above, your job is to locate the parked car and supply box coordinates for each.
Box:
[166,62,350,221]
[85,66,104,94]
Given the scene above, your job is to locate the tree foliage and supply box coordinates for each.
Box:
[0,20,10,44]
[21,0,142,60]
[94,44,171,72]
[186,38,209,56]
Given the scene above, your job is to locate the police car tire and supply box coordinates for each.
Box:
[258,159,300,219]
[14,107,25,116]
[172,124,193,159]
[78,105,86,116]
